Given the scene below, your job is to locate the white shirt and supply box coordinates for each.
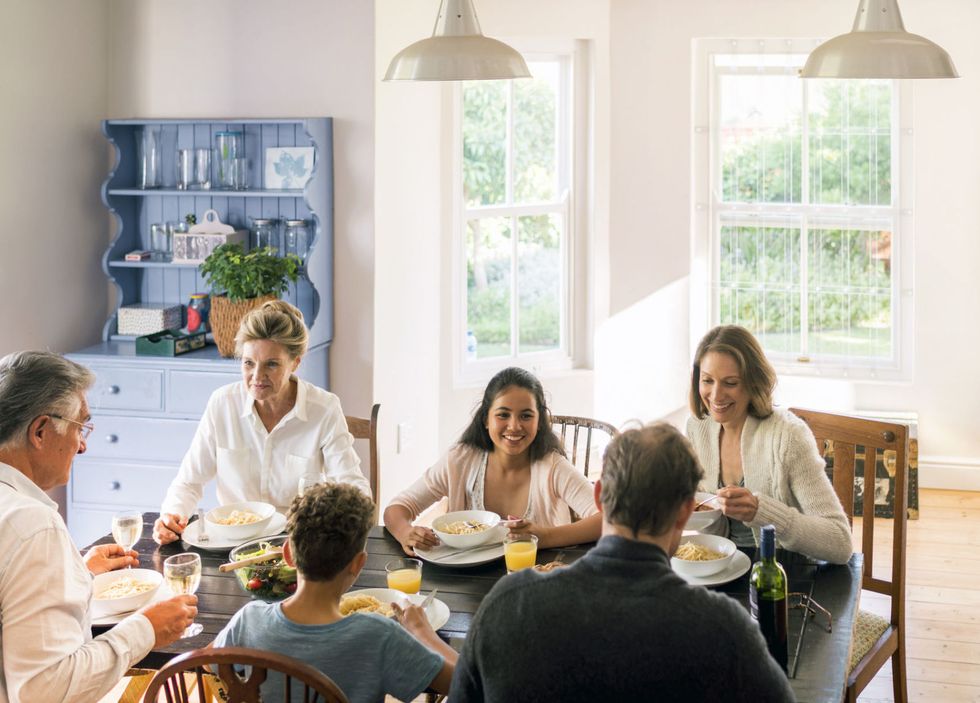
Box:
[161,378,371,517]
[0,462,155,703]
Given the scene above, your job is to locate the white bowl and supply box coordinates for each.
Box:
[685,491,723,532]
[671,533,737,578]
[91,568,163,616]
[432,510,501,549]
[205,501,276,542]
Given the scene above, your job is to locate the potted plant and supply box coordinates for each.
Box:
[200,244,301,357]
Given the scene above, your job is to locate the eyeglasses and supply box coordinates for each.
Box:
[50,414,95,440]
[789,592,833,633]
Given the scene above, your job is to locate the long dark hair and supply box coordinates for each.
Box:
[457,367,564,462]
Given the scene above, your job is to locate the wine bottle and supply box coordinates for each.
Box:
[749,524,788,672]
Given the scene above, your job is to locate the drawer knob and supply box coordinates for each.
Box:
[109,481,121,491]
[108,385,121,395]
[106,434,119,443]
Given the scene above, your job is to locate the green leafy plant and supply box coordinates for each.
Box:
[199,244,300,303]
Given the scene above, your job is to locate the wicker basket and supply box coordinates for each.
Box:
[209,294,276,357]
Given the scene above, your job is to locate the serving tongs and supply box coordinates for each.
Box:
[218,547,284,572]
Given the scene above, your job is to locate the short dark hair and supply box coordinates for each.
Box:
[599,423,704,537]
[689,325,776,420]
[286,483,374,581]
[457,367,564,462]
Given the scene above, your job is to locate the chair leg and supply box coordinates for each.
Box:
[844,683,859,703]
[892,646,908,703]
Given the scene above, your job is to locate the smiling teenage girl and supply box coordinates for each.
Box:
[153,301,370,544]
[384,367,600,556]
[686,325,851,564]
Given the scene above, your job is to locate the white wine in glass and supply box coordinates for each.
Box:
[111,511,143,567]
[163,552,203,638]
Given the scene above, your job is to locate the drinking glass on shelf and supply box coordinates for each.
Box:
[111,510,143,567]
[163,553,203,638]
[385,558,422,594]
[297,471,328,497]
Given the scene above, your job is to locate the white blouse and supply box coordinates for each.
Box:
[160,378,371,518]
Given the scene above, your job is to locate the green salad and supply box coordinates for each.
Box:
[234,542,297,601]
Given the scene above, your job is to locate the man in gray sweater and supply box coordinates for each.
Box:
[451,422,795,703]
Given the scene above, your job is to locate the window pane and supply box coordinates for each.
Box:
[514,61,559,203]
[719,74,802,203]
[466,217,512,358]
[517,214,562,354]
[807,228,892,359]
[463,81,507,207]
[809,80,892,205]
[719,223,801,352]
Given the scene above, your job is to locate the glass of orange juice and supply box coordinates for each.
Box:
[504,533,538,574]
[385,558,422,594]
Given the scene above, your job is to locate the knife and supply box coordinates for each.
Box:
[419,588,438,611]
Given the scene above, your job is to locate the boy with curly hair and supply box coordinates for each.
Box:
[213,483,456,702]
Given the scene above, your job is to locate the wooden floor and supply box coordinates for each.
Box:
[856,488,980,703]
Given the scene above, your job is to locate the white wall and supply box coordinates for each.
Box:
[605,0,980,487]
[107,0,377,422]
[0,0,111,512]
[374,0,611,505]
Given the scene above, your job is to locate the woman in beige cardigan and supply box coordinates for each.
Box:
[384,367,601,556]
[686,325,852,564]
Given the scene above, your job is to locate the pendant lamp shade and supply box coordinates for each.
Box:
[801,0,957,79]
[384,0,531,81]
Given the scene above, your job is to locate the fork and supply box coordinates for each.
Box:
[196,508,209,544]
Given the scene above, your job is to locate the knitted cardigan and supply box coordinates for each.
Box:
[687,408,852,564]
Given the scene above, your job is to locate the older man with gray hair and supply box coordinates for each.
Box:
[0,351,197,702]
[451,422,796,702]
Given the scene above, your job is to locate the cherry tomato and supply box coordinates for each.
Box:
[247,577,263,591]
[286,582,297,594]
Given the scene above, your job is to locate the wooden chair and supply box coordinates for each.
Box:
[551,415,619,480]
[346,403,380,515]
[790,408,909,703]
[142,646,349,702]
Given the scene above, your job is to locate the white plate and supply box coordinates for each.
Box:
[415,541,505,567]
[343,588,450,630]
[91,582,173,626]
[675,549,752,587]
[182,512,287,551]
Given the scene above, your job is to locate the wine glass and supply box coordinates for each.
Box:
[297,471,328,497]
[111,510,143,567]
[163,553,203,637]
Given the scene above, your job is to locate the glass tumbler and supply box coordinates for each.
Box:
[215,131,244,189]
[149,223,170,261]
[136,126,162,189]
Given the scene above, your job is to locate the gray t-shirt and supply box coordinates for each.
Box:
[213,601,443,703]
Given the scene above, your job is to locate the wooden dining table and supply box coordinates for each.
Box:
[91,513,862,702]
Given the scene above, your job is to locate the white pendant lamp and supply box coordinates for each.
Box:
[384,0,531,81]
[801,0,958,79]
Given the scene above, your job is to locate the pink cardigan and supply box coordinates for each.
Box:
[389,445,597,526]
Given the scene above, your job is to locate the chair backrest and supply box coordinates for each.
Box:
[346,403,380,515]
[551,415,619,479]
[789,408,908,618]
[142,646,349,703]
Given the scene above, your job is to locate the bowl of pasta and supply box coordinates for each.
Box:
[205,501,276,542]
[671,533,737,578]
[91,568,163,616]
[684,492,723,532]
[431,510,501,550]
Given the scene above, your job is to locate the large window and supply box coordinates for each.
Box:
[457,54,574,377]
[699,47,910,377]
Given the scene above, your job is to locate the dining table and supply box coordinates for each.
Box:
[90,513,862,703]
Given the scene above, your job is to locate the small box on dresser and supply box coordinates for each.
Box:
[117,303,183,336]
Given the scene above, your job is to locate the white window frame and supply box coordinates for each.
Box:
[691,38,914,382]
[452,41,591,386]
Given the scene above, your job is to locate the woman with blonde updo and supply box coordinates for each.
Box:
[153,300,369,544]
